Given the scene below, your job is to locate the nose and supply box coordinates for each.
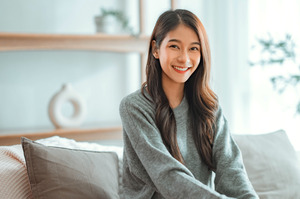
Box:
[177,51,191,66]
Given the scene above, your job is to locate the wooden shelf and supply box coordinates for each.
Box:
[0,125,123,146]
[0,32,149,53]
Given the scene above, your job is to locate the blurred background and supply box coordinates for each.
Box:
[0,0,299,149]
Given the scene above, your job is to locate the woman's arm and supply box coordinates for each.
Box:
[213,108,259,199]
[120,95,233,199]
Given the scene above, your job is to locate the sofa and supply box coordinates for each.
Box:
[0,129,300,199]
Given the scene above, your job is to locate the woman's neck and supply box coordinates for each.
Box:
[162,80,184,109]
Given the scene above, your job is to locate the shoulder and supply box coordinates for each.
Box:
[120,88,151,109]
[213,105,229,139]
[119,88,155,117]
[120,89,144,106]
[214,105,225,126]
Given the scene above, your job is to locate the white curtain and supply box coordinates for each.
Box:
[199,0,300,150]
[200,0,250,134]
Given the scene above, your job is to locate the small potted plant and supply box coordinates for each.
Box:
[94,8,133,35]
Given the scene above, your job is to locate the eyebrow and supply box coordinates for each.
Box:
[168,39,201,46]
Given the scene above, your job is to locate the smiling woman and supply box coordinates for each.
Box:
[119,9,259,199]
[152,24,201,101]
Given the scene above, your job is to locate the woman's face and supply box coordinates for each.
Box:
[153,24,201,86]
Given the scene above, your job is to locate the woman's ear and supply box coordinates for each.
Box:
[151,40,159,59]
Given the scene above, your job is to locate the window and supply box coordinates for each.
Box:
[248,0,300,150]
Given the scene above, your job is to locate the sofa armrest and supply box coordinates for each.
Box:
[233,130,300,198]
[0,145,33,198]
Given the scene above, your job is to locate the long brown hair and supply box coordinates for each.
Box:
[142,9,218,170]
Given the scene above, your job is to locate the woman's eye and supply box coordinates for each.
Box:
[190,47,199,51]
[170,45,179,49]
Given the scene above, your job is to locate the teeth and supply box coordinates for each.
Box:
[173,66,189,71]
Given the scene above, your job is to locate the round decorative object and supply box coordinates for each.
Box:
[48,83,87,129]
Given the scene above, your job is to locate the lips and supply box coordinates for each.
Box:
[172,65,191,73]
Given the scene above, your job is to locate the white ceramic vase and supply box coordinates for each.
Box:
[48,83,87,129]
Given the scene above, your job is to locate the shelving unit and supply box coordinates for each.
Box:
[0,33,148,144]
[0,0,177,145]
[0,33,149,53]
[0,33,146,144]
[0,126,123,146]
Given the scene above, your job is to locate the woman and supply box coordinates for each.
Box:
[119,9,258,199]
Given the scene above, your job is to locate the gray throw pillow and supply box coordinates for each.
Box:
[233,130,300,199]
[21,137,119,199]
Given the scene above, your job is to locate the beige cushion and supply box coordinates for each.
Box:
[22,137,120,199]
[233,130,300,199]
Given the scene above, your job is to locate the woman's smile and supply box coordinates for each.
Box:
[172,65,191,73]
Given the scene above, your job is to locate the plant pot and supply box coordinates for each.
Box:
[94,15,124,34]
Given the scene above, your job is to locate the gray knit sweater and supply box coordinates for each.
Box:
[119,89,258,199]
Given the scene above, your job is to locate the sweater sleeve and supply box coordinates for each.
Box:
[213,108,259,199]
[120,96,233,199]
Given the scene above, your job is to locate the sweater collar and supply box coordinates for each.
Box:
[172,96,188,117]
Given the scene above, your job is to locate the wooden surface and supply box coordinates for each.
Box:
[0,33,149,52]
[171,0,177,9]
[0,126,123,146]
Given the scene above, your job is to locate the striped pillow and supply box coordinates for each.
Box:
[0,144,33,199]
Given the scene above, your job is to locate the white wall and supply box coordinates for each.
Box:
[0,0,123,34]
